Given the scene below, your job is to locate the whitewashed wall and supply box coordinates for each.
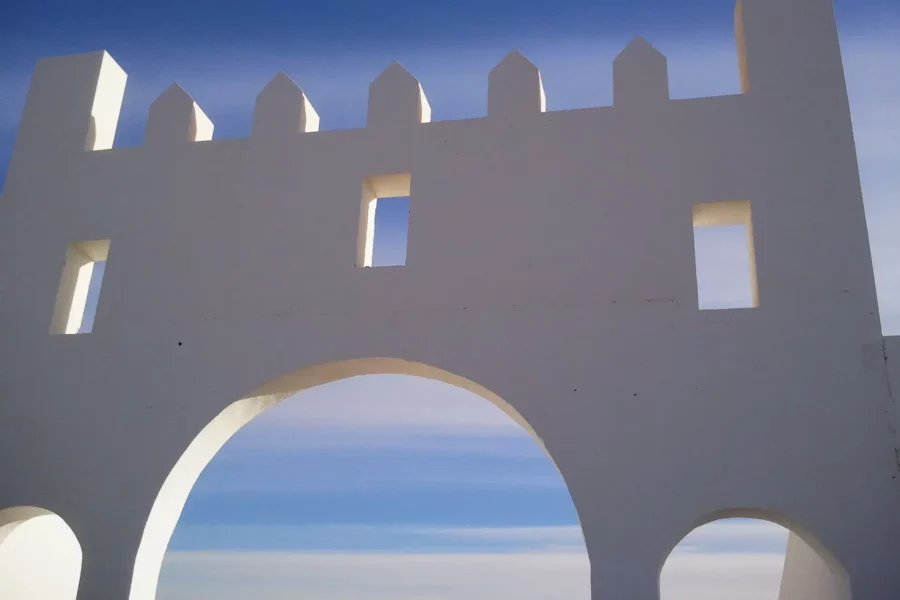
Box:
[0,0,898,598]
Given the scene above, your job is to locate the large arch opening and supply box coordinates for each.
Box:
[130,358,589,599]
[659,509,851,600]
[0,506,83,600]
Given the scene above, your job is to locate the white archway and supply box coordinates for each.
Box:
[659,508,851,600]
[129,357,580,600]
[0,506,83,600]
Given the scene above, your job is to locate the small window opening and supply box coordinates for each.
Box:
[50,240,110,334]
[358,173,411,267]
[692,201,758,310]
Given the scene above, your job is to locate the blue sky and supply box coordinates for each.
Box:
[2,0,899,598]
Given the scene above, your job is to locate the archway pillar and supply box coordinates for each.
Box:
[545,457,666,600]
[74,517,145,600]
[575,503,664,600]
[836,535,900,600]
[588,551,660,600]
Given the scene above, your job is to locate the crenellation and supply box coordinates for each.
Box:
[3,75,856,330]
[3,0,856,160]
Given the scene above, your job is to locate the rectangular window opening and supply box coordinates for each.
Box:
[50,240,110,334]
[692,201,758,310]
[358,173,411,268]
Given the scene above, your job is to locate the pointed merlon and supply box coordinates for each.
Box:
[367,63,431,128]
[145,84,214,147]
[252,72,320,138]
[488,50,546,119]
[613,37,669,107]
[15,50,126,153]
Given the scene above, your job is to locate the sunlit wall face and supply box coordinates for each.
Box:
[1,1,897,599]
[0,511,83,600]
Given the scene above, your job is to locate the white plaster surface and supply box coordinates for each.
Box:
[0,510,82,600]
[779,531,852,600]
[1,0,899,598]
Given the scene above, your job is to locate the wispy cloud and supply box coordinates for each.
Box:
[224,427,540,455]
[421,525,586,549]
[168,520,783,555]
[195,468,562,494]
[660,552,785,600]
[159,521,786,599]
[169,524,587,554]
[188,450,563,493]
[231,375,526,443]
[159,545,786,600]
[672,519,788,555]
[159,551,592,600]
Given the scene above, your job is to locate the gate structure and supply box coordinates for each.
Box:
[1,0,898,598]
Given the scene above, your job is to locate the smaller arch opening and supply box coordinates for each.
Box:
[0,506,83,600]
[659,510,851,600]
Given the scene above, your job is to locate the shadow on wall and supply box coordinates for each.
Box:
[0,507,83,600]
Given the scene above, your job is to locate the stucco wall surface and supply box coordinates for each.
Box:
[1,1,898,599]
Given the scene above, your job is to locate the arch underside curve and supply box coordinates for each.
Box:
[0,507,54,543]
[129,357,575,600]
